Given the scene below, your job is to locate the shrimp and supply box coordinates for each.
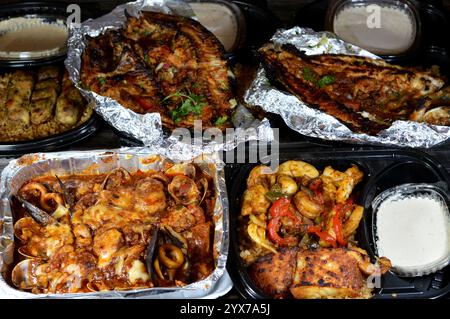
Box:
[241,184,271,216]
[293,189,323,219]
[276,175,298,196]
[277,160,319,181]
[247,165,276,188]
[322,165,363,203]
[343,205,364,237]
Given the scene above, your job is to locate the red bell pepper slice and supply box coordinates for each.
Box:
[307,226,337,248]
[135,97,157,112]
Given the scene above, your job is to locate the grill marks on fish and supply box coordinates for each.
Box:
[259,43,446,134]
[81,12,234,129]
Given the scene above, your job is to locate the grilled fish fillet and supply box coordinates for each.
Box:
[249,247,388,299]
[80,11,235,130]
[259,43,446,134]
[248,247,298,298]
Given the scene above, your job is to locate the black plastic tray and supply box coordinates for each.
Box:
[226,146,450,299]
[0,114,100,156]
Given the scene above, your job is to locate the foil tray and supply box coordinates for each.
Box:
[0,148,230,298]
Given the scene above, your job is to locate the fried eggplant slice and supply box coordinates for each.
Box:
[55,72,83,126]
[0,73,10,124]
[248,248,298,298]
[5,71,34,125]
[259,43,446,134]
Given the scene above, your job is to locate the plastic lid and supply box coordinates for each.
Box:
[0,16,68,62]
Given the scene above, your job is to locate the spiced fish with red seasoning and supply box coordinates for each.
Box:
[80,11,235,130]
[259,43,448,135]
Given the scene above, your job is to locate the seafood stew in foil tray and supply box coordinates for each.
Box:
[80,11,236,130]
[0,152,228,296]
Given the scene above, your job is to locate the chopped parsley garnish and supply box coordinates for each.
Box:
[98,77,106,86]
[214,116,228,126]
[317,75,336,88]
[164,91,207,124]
[265,184,285,202]
[302,68,335,88]
[302,67,316,82]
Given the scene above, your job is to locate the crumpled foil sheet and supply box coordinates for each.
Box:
[65,0,273,154]
[0,148,230,298]
[245,27,450,148]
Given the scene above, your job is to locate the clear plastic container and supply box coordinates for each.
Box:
[372,183,450,277]
[325,0,421,58]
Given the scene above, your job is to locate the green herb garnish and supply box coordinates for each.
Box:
[98,77,106,86]
[165,91,207,124]
[317,75,335,88]
[302,68,335,88]
[266,184,284,202]
[214,116,228,126]
[302,67,316,82]
[307,35,328,49]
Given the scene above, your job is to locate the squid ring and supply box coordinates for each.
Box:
[40,193,64,212]
[158,244,184,269]
[21,182,48,198]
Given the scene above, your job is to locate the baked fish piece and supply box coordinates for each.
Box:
[259,43,447,134]
[5,71,34,125]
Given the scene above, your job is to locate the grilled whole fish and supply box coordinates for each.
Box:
[259,43,447,134]
[80,12,235,130]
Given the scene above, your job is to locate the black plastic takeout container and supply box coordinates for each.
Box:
[226,146,450,299]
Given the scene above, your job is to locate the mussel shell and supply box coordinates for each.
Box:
[101,168,132,190]
[13,217,40,243]
[15,196,54,226]
[197,177,209,205]
[55,175,75,214]
[165,163,196,179]
[11,259,43,290]
[17,246,38,259]
[167,175,200,205]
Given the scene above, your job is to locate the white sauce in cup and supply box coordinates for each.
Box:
[333,5,416,55]
[376,196,450,270]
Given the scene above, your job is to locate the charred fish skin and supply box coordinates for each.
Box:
[259,42,447,134]
[259,44,387,134]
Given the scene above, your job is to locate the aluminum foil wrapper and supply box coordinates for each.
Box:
[245,27,450,148]
[65,0,273,154]
[0,148,230,298]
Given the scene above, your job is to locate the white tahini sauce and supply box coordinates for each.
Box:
[0,18,67,58]
[190,2,238,51]
[333,5,416,55]
[376,196,450,268]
